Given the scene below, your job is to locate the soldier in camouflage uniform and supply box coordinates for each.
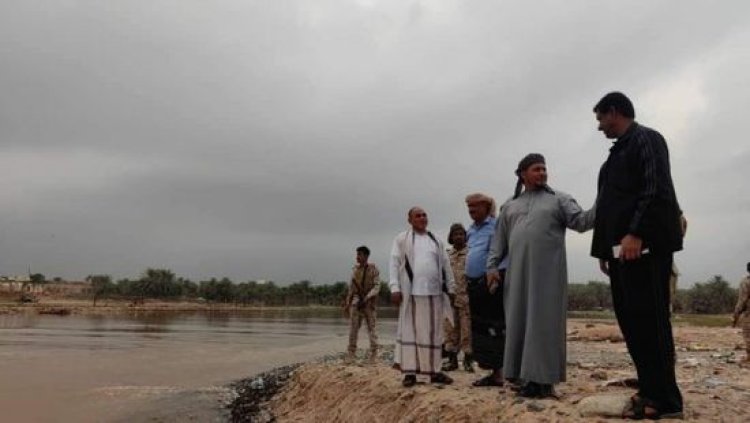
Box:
[343,245,381,363]
[442,223,473,372]
[732,262,750,363]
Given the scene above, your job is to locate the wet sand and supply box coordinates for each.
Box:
[0,312,396,422]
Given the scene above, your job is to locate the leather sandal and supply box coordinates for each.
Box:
[622,395,683,420]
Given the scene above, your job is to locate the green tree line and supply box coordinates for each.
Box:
[568,275,738,314]
[86,269,739,313]
[87,268,393,307]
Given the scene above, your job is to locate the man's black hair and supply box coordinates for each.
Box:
[447,223,466,245]
[356,246,370,256]
[747,261,750,273]
[593,91,636,119]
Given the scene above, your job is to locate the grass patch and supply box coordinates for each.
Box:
[672,313,732,327]
[568,310,732,327]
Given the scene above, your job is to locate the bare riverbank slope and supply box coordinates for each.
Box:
[256,321,750,422]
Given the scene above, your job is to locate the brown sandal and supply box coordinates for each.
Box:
[622,395,683,420]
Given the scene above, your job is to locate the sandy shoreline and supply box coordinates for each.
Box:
[230,321,750,422]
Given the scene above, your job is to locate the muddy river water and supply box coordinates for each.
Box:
[0,310,397,422]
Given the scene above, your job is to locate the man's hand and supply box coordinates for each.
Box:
[391,292,403,307]
[599,259,610,276]
[486,270,505,294]
[486,270,499,294]
[619,234,643,261]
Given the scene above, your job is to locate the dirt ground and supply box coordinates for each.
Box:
[266,320,750,422]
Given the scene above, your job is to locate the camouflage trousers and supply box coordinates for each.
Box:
[742,318,750,355]
[444,305,472,354]
[348,306,378,354]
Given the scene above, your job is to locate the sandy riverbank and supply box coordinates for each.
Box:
[231,320,750,422]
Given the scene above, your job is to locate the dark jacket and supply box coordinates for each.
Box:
[591,122,683,259]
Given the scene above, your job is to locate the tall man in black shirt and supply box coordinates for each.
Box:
[591,92,683,420]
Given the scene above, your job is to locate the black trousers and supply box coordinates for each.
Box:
[467,275,505,370]
[608,253,683,413]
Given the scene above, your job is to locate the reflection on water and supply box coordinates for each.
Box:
[1,308,399,349]
[0,304,395,349]
[0,309,397,422]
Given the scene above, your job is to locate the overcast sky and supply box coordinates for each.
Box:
[1,1,748,286]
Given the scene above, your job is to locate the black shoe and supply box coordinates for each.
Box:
[402,375,417,387]
[516,382,540,398]
[430,372,454,385]
[472,375,504,387]
[537,383,555,399]
[517,382,555,399]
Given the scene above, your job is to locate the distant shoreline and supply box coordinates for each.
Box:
[0,299,732,327]
[0,298,356,315]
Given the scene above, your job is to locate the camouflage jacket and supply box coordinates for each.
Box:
[448,246,469,307]
[345,263,381,309]
[735,276,750,318]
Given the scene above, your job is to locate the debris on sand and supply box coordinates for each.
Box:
[229,364,302,423]
[229,321,750,422]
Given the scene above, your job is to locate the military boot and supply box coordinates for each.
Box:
[367,348,379,364]
[463,353,475,372]
[442,351,458,371]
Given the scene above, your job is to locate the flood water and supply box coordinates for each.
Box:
[0,310,397,422]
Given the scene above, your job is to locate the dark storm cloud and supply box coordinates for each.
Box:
[1,1,749,284]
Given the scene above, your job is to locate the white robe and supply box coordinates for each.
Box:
[389,229,456,373]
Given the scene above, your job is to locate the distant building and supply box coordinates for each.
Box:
[0,278,91,296]
[42,281,91,296]
[0,275,32,283]
[0,283,41,294]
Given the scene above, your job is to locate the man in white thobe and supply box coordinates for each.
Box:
[389,206,456,387]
